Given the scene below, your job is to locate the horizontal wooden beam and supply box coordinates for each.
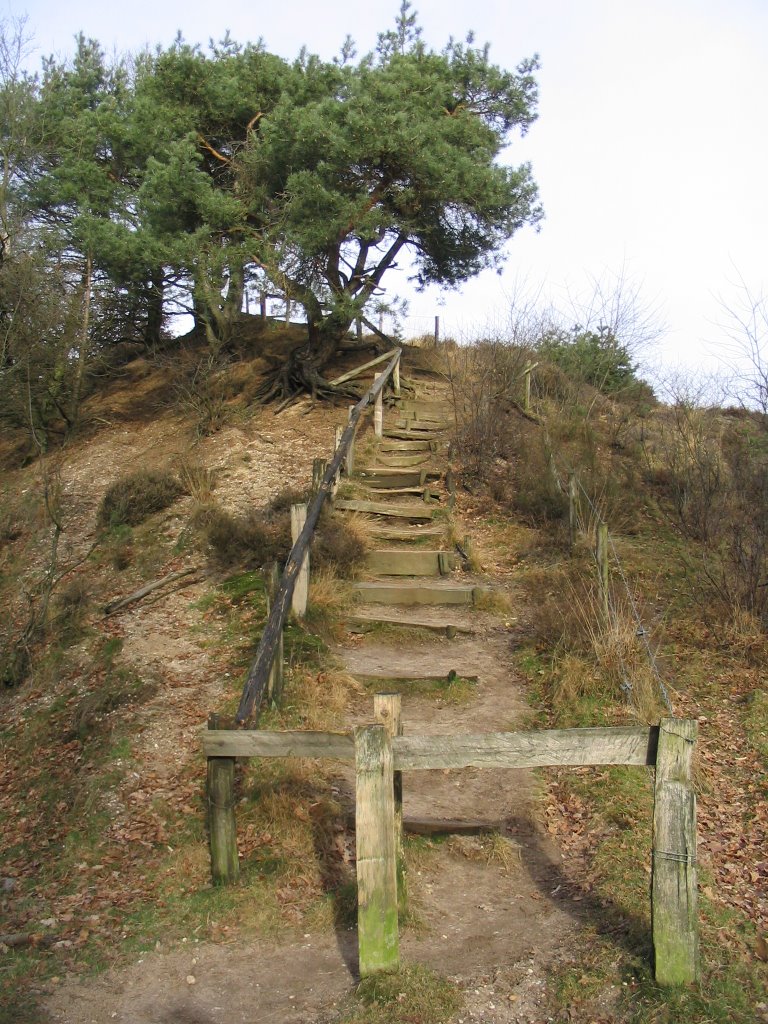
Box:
[204,730,355,760]
[204,726,659,769]
[329,348,400,386]
[392,727,658,771]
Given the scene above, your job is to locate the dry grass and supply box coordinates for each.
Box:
[446,833,522,873]
[177,459,217,503]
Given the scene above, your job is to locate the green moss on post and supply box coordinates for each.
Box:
[355,723,400,976]
[652,717,699,985]
[207,714,239,885]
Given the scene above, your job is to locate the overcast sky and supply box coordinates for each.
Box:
[7,0,768,383]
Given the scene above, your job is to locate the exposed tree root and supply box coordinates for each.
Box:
[253,350,364,409]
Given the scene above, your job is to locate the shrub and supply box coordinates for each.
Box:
[312,513,369,578]
[196,505,291,568]
[97,470,184,528]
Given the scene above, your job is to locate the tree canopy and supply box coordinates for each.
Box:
[0,3,542,422]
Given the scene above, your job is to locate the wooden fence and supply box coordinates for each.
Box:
[233,347,402,726]
[203,705,699,987]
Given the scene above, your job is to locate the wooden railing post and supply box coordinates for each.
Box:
[374,693,404,904]
[355,724,399,976]
[332,426,344,496]
[652,718,699,986]
[393,351,401,397]
[524,363,532,413]
[290,503,309,617]
[207,713,239,884]
[346,406,356,476]
[266,562,284,705]
[312,458,327,495]
[374,372,384,438]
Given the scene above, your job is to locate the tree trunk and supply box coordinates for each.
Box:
[144,268,165,347]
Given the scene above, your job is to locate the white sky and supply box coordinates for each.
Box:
[6,0,768,383]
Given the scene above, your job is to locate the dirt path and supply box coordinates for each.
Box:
[43,378,580,1024]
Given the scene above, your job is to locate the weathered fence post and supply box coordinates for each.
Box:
[265,562,284,704]
[207,713,239,884]
[332,426,344,496]
[652,718,699,986]
[596,520,610,621]
[290,503,309,617]
[376,692,405,901]
[312,458,327,495]
[374,372,384,438]
[524,362,532,413]
[393,351,401,397]
[569,474,578,549]
[434,315,440,345]
[355,724,399,976]
[346,406,356,476]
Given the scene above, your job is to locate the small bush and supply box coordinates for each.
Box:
[197,505,291,568]
[98,470,184,528]
[49,577,90,645]
[313,513,369,578]
[266,486,310,516]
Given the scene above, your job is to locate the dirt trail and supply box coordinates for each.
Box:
[44,376,580,1024]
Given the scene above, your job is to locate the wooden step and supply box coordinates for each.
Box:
[345,614,474,637]
[365,550,458,576]
[378,440,436,453]
[383,428,445,441]
[376,454,432,468]
[394,417,451,430]
[353,582,483,606]
[334,499,434,520]
[367,524,446,541]
[359,469,431,488]
[362,486,441,501]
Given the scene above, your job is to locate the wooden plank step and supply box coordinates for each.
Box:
[362,486,441,501]
[392,399,452,411]
[344,812,496,836]
[395,417,451,430]
[353,672,479,685]
[334,499,434,520]
[383,429,445,441]
[360,469,429,487]
[378,440,435,453]
[367,524,446,541]
[353,582,483,606]
[376,454,432,468]
[365,550,458,576]
[344,614,474,637]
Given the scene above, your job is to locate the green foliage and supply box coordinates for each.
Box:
[97,469,184,527]
[0,5,542,403]
[538,326,640,396]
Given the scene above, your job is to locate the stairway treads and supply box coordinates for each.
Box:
[367,524,446,541]
[353,581,482,606]
[360,469,430,488]
[383,429,445,441]
[365,550,458,576]
[378,440,435,453]
[334,499,434,520]
[344,614,474,637]
[375,454,432,468]
[361,485,441,500]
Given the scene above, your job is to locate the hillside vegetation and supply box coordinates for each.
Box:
[0,323,766,1023]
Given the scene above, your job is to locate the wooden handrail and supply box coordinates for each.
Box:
[235,348,402,724]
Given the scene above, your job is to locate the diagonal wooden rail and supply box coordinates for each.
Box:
[235,348,402,725]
